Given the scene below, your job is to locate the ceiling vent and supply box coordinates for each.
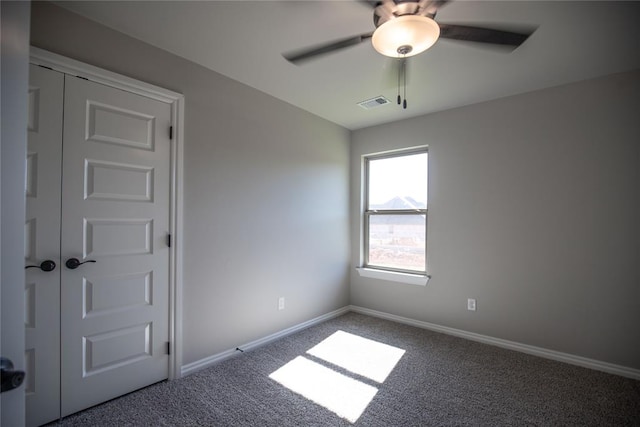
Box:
[357,96,390,110]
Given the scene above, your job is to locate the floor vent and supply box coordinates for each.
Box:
[357,96,390,110]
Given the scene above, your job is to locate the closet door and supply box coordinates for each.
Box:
[60,76,171,416]
[25,65,172,424]
[25,64,64,427]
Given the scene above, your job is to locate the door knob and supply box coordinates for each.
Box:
[25,260,56,272]
[1,357,25,393]
[65,258,97,270]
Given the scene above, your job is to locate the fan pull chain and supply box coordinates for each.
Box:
[397,58,401,105]
[403,58,407,109]
[397,54,408,109]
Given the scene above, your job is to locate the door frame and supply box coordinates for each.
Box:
[30,47,185,380]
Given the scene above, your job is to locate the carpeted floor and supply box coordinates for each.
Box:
[47,312,640,426]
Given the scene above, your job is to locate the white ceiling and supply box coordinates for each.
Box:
[56,1,640,130]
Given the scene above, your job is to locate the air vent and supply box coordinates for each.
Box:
[357,96,391,110]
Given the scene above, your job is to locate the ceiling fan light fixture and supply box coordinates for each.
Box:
[371,15,440,58]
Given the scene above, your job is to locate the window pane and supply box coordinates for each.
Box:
[368,152,427,209]
[368,214,426,272]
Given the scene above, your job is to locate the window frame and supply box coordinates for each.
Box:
[362,147,428,276]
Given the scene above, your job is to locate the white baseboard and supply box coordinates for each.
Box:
[181,306,351,377]
[349,305,640,381]
[181,304,640,381]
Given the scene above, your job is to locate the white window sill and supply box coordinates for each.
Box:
[355,267,430,286]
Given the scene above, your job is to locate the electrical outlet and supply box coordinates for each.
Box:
[278,297,285,311]
[467,298,476,311]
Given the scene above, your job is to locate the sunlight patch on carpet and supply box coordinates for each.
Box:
[269,330,407,422]
[269,356,378,423]
[306,330,405,383]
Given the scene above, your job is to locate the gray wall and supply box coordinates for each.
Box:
[351,70,640,369]
[29,1,639,374]
[1,2,30,424]
[31,2,351,367]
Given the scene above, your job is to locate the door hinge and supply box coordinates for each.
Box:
[169,126,173,140]
[76,75,89,81]
[166,234,171,248]
[37,64,53,71]
[166,342,171,355]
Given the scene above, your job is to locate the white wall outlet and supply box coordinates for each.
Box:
[467,298,476,311]
[278,297,285,311]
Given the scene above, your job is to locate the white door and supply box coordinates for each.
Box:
[25,64,64,427]
[25,66,172,423]
[60,75,171,417]
[2,4,31,426]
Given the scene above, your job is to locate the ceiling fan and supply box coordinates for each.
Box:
[282,0,536,64]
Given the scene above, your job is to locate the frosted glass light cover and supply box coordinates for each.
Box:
[371,15,440,57]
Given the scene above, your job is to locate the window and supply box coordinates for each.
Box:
[363,148,428,276]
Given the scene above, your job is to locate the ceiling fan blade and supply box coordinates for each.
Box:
[438,23,535,49]
[283,32,374,65]
[417,0,451,17]
[358,0,396,9]
[358,0,380,8]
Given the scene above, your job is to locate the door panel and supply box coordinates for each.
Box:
[60,76,170,416]
[85,159,154,202]
[25,64,64,427]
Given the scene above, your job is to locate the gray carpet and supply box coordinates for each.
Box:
[47,312,640,426]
